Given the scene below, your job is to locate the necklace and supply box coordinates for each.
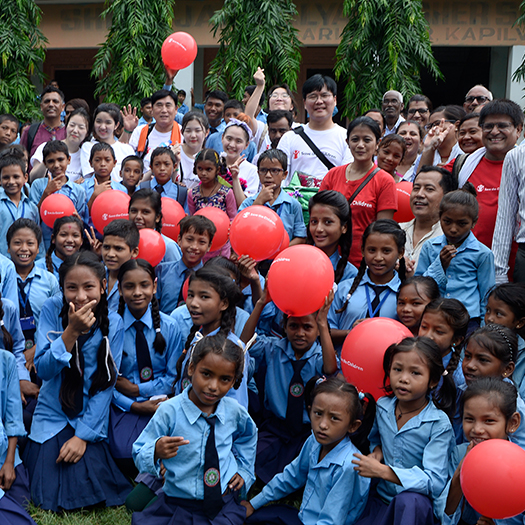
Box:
[345,162,374,183]
[396,399,428,420]
[201,180,220,198]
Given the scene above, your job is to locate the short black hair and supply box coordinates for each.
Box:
[0,114,19,127]
[302,74,337,98]
[150,146,177,165]
[41,85,65,103]
[224,99,244,112]
[43,140,69,161]
[479,99,524,128]
[103,219,140,250]
[179,215,216,242]
[7,218,42,247]
[257,148,288,171]
[0,155,26,176]
[205,90,228,104]
[244,85,266,106]
[151,90,177,106]
[415,165,458,194]
[267,110,293,127]
[90,141,116,162]
[140,97,152,108]
[177,90,187,98]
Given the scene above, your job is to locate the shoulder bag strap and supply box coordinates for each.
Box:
[293,126,336,170]
[349,167,381,203]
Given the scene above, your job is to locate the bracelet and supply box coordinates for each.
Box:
[123,129,133,134]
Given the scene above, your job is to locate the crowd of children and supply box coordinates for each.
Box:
[1,81,525,525]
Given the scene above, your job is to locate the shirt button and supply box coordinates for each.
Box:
[446,293,451,297]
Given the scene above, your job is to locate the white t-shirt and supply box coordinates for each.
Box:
[129,124,174,172]
[180,148,200,190]
[30,143,83,182]
[81,139,134,182]
[277,123,353,186]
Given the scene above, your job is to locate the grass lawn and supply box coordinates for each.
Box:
[28,504,131,525]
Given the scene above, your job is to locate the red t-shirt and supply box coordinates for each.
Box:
[320,165,398,266]
[467,157,503,248]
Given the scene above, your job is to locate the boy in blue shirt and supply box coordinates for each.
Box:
[140,147,188,212]
[29,141,87,249]
[0,155,42,258]
[156,215,216,314]
[100,220,139,312]
[239,149,307,244]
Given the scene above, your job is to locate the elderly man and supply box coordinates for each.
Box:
[382,90,405,135]
[463,85,493,113]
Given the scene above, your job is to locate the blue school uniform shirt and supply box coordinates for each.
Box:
[205,132,257,162]
[328,270,401,331]
[241,273,266,315]
[0,350,26,498]
[239,190,307,241]
[112,305,183,412]
[160,233,183,265]
[133,386,257,498]
[250,336,332,424]
[29,178,87,250]
[1,298,28,382]
[515,336,525,398]
[106,277,120,313]
[369,396,456,515]
[156,259,204,315]
[329,251,358,283]
[30,295,124,443]
[0,192,44,259]
[170,305,250,344]
[16,264,60,328]
[415,232,495,319]
[35,251,63,281]
[0,255,19,314]
[251,434,369,525]
[144,179,189,214]
[438,442,524,525]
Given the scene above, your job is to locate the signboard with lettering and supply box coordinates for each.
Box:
[39,0,522,49]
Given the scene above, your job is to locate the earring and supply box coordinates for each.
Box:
[503,373,507,377]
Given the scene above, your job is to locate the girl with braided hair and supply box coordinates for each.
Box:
[108,259,182,471]
[23,251,131,511]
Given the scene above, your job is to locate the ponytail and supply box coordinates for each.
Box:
[336,259,366,314]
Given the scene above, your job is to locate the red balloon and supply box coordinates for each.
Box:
[230,206,285,261]
[40,194,76,228]
[161,32,198,71]
[137,229,166,267]
[393,181,414,223]
[195,207,230,251]
[181,275,190,302]
[161,197,185,241]
[461,439,525,519]
[267,245,334,317]
[274,230,289,256]
[341,318,412,400]
[91,190,131,234]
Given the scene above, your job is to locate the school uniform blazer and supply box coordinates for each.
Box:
[0,299,28,382]
[249,336,332,424]
[0,255,19,314]
[0,350,26,499]
[133,386,257,498]
[112,305,183,412]
[251,434,370,525]
[370,396,456,515]
[16,264,60,328]
[239,190,307,241]
[327,271,401,331]
[415,232,495,318]
[30,295,124,444]
[0,192,42,259]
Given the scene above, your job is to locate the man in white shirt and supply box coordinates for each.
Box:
[123,90,181,172]
[278,74,352,186]
[382,90,405,135]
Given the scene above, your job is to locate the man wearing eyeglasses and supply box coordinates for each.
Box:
[453,100,522,262]
[463,85,493,113]
[381,91,405,135]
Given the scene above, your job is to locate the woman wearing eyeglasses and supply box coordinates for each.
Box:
[417,105,466,172]
[406,94,433,129]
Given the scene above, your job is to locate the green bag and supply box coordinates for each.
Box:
[283,172,319,226]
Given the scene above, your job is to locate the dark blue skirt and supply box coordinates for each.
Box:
[131,491,246,525]
[23,425,132,511]
[3,464,30,509]
[109,404,151,459]
[0,494,37,525]
[245,504,301,524]
[255,415,311,484]
[355,488,438,525]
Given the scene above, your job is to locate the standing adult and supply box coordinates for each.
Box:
[278,74,353,187]
[20,86,66,159]
[405,94,433,130]
[381,90,405,135]
[122,90,182,172]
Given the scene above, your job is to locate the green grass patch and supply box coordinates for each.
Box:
[28,504,131,525]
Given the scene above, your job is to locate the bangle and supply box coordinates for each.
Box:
[123,129,133,134]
